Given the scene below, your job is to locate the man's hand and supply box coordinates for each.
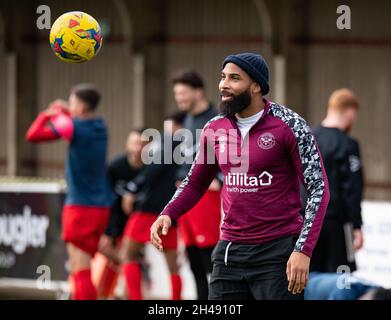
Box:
[98,235,121,264]
[44,107,60,118]
[150,215,172,251]
[286,251,310,295]
[208,178,222,192]
[122,192,135,215]
[98,234,115,256]
[353,229,364,251]
[48,99,69,114]
[44,99,69,117]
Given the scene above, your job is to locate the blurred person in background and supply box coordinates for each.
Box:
[308,89,364,274]
[171,71,222,300]
[304,272,391,300]
[95,129,146,299]
[26,84,112,300]
[118,112,185,300]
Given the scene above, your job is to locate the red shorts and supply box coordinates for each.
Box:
[62,205,110,256]
[123,211,178,250]
[179,190,221,248]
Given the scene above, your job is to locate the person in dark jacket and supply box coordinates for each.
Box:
[119,112,185,300]
[309,88,364,273]
[95,129,145,299]
[171,70,222,300]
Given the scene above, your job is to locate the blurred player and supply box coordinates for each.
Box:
[26,84,112,300]
[151,53,330,300]
[308,89,364,273]
[95,129,146,299]
[119,112,185,300]
[171,71,222,299]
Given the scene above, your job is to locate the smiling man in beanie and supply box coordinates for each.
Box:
[151,53,330,300]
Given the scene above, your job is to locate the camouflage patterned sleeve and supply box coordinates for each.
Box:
[270,103,330,257]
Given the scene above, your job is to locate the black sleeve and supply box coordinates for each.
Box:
[340,138,364,229]
[104,204,120,237]
[105,200,128,238]
[107,160,116,188]
[105,158,127,238]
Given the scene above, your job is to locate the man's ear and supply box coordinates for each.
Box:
[252,82,261,94]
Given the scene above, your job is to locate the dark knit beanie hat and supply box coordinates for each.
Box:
[222,52,270,95]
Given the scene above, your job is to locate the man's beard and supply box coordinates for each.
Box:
[219,89,251,116]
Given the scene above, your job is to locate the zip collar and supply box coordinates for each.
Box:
[227,98,271,139]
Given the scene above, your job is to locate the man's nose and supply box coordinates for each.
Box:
[219,78,229,90]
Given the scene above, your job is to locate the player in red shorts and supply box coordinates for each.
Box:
[171,71,222,299]
[26,84,112,300]
[118,112,186,300]
[95,130,146,299]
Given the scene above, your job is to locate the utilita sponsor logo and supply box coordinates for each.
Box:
[0,206,50,254]
[225,172,273,187]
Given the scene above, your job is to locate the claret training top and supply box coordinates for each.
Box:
[161,99,330,258]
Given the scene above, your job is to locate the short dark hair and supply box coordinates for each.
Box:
[164,111,187,126]
[171,70,204,89]
[71,83,101,111]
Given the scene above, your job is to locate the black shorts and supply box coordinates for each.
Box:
[208,235,303,300]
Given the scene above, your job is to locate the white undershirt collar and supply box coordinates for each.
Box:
[235,109,264,140]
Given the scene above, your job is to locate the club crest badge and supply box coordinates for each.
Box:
[258,132,275,150]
